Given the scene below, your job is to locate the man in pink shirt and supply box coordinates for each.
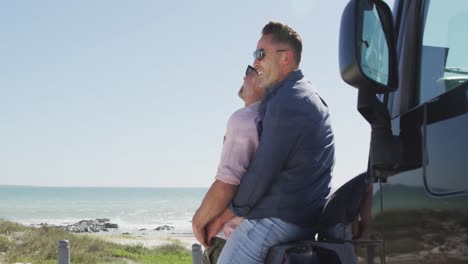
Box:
[192,65,264,263]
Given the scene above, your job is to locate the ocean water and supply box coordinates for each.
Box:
[0,186,207,234]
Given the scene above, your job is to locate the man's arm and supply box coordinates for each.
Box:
[192,107,259,246]
[351,182,373,239]
[192,180,238,247]
[231,104,303,216]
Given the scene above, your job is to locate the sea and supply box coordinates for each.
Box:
[0,185,207,234]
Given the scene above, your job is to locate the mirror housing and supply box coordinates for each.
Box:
[339,0,397,93]
[339,0,409,179]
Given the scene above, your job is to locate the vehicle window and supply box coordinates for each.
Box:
[419,0,468,103]
[421,0,468,195]
[425,113,468,195]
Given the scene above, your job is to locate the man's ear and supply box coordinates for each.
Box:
[283,50,293,65]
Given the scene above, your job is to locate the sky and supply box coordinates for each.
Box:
[1,0,394,188]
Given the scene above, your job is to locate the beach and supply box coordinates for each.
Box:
[88,232,199,250]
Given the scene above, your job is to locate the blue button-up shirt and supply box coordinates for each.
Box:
[230,69,335,227]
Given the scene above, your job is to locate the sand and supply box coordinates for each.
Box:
[86,232,200,250]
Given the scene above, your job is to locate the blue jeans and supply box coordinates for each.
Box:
[217,218,317,264]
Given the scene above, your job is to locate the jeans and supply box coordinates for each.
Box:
[217,217,317,264]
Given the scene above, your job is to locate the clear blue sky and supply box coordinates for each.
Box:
[1,0,393,188]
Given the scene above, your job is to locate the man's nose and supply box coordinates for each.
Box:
[252,57,260,64]
[253,60,260,68]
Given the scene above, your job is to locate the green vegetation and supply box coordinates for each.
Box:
[0,220,191,264]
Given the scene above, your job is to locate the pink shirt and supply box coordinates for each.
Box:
[215,102,260,239]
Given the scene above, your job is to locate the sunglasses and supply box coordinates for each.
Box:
[245,65,258,76]
[253,49,288,61]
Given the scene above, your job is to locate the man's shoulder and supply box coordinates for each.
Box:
[227,105,259,128]
[270,78,315,106]
[231,104,259,119]
[267,78,330,121]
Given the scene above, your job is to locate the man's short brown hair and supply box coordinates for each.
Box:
[262,21,302,65]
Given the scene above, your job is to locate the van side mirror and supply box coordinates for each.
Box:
[339,0,409,179]
[339,0,397,93]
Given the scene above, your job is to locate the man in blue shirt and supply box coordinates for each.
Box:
[217,21,335,264]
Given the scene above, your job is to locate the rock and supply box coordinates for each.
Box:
[62,219,119,233]
[30,218,118,233]
[104,223,118,229]
[154,225,174,231]
[448,249,462,256]
[431,247,441,254]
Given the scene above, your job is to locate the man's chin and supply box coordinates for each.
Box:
[259,81,272,91]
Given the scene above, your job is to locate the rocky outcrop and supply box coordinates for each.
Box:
[35,218,119,233]
[154,225,174,231]
[32,220,177,234]
[64,218,119,233]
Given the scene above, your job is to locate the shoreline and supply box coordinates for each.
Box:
[85,232,199,250]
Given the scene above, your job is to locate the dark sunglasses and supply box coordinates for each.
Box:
[245,65,258,76]
[253,49,288,61]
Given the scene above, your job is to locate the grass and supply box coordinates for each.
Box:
[0,220,192,264]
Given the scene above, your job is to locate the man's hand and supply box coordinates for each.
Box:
[352,182,373,240]
[206,208,236,244]
[192,219,209,247]
[351,218,368,239]
[191,180,238,247]
[205,217,225,246]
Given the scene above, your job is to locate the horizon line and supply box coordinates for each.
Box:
[0,184,208,189]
